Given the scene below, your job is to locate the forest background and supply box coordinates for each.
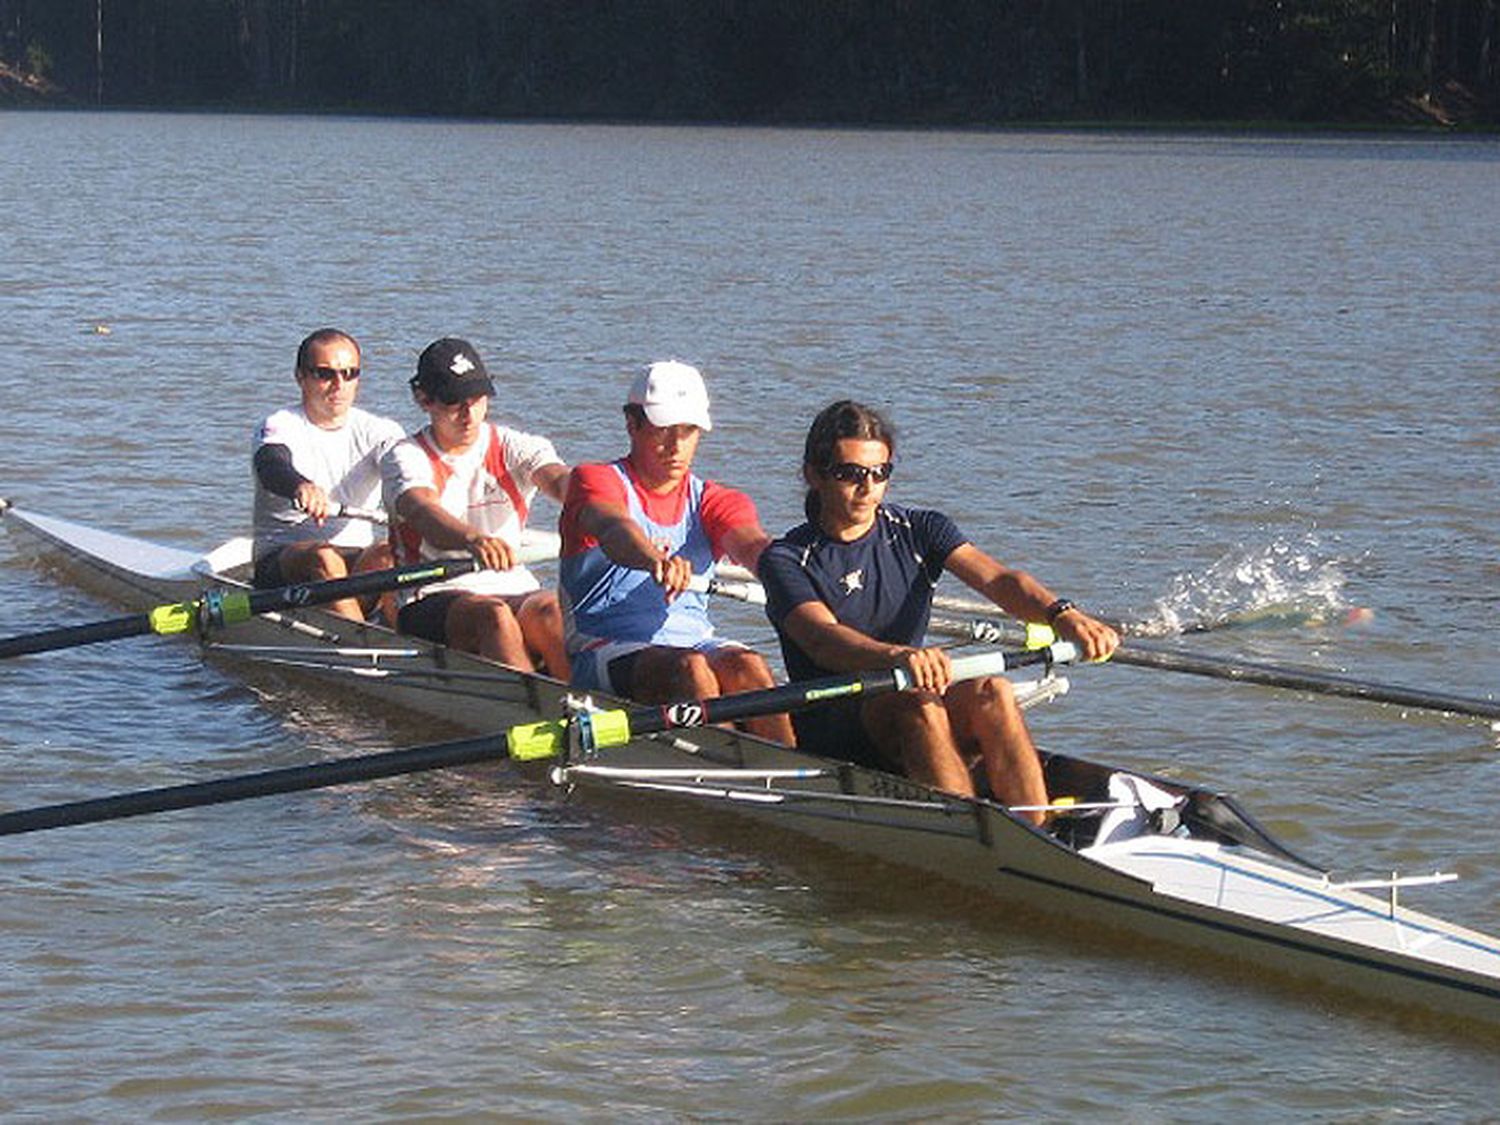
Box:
[1,1,1496,127]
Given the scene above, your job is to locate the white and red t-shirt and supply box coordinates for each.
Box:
[381,422,562,603]
[252,405,405,561]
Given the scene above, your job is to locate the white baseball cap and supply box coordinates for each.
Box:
[627,360,712,431]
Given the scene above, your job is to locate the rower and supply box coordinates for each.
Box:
[251,328,405,620]
[557,361,795,746]
[758,400,1119,823]
[381,337,571,675]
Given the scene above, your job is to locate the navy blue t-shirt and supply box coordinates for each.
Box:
[760,504,968,683]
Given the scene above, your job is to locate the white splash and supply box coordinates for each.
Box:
[1131,537,1357,636]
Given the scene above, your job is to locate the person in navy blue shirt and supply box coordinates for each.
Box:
[760,400,1118,822]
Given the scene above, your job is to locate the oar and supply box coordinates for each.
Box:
[0,557,483,660]
[925,616,1500,723]
[702,565,1500,724]
[331,503,388,525]
[0,642,1076,838]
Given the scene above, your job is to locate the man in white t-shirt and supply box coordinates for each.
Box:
[381,337,570,676]
[252,328,405,619]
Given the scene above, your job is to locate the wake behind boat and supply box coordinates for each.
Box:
[5,497,1500,1029]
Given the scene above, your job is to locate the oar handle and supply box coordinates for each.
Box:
[507,643,1077,762]
[333,504,389,525]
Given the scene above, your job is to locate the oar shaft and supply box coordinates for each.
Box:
[238,556,480,619]
[0,643,1076,838]
[508,646,1073,760]
[926,616,1500,722]
[0,556,482,659]
[0,733,508,837]
[0,613,151,659]
[1109,645,1500,720]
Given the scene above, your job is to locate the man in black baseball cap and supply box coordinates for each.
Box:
[409,336,497,403]
[381,336,571,675]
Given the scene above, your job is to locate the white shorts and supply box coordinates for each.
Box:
[569,636,748,696]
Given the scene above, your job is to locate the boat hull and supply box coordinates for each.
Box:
[6,499,1500,1028]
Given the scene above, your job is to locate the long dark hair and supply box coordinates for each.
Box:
[802,400,896,523]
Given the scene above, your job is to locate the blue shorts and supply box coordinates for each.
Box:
[569,637,747,697]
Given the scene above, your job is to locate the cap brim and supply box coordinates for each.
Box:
[433,375,496,404]
[640,404,712,431]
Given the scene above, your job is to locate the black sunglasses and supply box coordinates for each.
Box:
[306,365,361,383]
[825,461,893,485]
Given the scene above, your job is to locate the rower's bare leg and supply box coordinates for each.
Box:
[444,594,534,670]
[948,676,1048,825]
[623,646,720,703]
[862,692,975,795]
[514,590,570,680]
[278,542,361,620]
[706,648,796,745]
[353,542,397,626]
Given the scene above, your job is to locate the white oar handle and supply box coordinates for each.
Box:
[948,644,1078,683]
[334,504,389,525]
[687,572,767,605]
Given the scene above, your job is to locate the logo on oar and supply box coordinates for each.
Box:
[664,702,706,728]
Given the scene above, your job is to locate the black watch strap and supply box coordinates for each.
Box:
[1045,598,1076,624]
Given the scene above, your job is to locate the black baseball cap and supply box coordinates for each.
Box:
[411,337,496,403]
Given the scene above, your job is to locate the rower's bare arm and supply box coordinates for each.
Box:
[720,523,773,574]
[533,463,571,503]
[945,543,1119,661]
[578,500,691,598]
[395,488,515,570]
[781,601,951,691]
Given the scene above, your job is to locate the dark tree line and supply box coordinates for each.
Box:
[3,1,1496,125]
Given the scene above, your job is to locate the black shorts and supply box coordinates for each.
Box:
[396,592,464,645]
[252,550,289,590]
[791,695,890,771]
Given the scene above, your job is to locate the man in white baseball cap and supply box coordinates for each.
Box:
[556,361,793,745]
[626,359,713,431]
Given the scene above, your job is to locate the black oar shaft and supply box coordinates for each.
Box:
[0,733,508,837]
[0,556,481,660]
[238,556,479,617]
[508,647,1064,759]
[0,645,1072,838]
[633,669,905,733]
[1112,646,1500,720]
[0,614,151,658]
[929,616,1500,722]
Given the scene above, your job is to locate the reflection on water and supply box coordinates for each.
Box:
[2,113,1499,1117]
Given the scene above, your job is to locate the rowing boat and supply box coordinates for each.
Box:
[5,496,1500,1028]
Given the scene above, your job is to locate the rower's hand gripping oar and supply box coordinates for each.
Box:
[0,641,1078,839]
[507,642,1080,761]
[0,557,484,660]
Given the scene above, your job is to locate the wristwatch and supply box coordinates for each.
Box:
[1045,598,1077,624]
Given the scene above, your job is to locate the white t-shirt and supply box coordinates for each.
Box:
[252,405,406,560]
[381,422,562,602]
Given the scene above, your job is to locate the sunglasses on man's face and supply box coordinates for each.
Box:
[825,461,893,485]
[306,365,361,383]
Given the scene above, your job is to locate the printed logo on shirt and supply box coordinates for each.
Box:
[839,569,865,596]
